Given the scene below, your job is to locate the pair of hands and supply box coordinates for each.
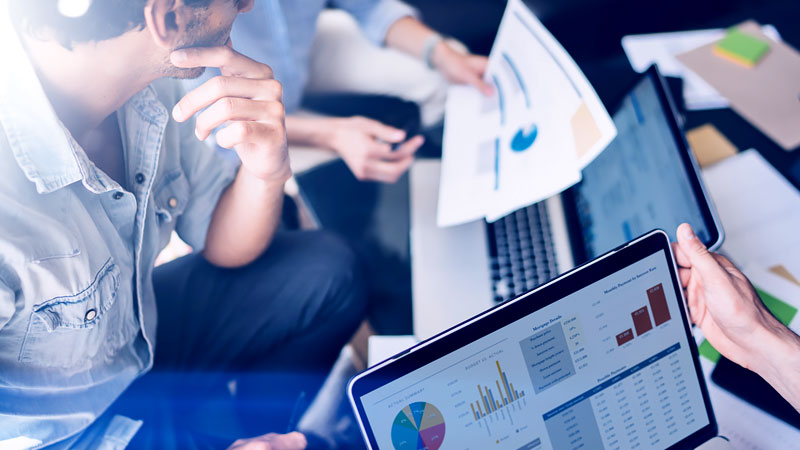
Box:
[326,41,491,183]
[674,223,800,401]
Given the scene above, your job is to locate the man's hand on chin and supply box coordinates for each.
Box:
[170,45,291,185]
[228,432,308,450]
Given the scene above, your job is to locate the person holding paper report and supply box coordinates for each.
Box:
[674,223,800,412]
[187,0,493,183]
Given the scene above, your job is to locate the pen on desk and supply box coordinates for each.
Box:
[286,390,306,433]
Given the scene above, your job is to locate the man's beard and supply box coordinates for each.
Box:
[162,20,233,80]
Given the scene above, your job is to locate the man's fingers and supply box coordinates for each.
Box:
[679,268,692,288]
[676,223,719,273]
[173,76,282,122]
[195,98,284,140]
[277,432,307,450]
[381,135,425,161]
[358,117,406,143]
[365,156,415,183]
[467,55,489,72]
[171,46,273,79]
[465,56,493,95]
[216,121,284,149]
[465,72,494,96]
[672,242,691,269]
[366,141,393,158]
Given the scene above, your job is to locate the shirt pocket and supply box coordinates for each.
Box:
[19,258,127,369]
[154,169,190,224]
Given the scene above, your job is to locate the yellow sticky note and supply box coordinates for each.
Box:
[686,124,738,168]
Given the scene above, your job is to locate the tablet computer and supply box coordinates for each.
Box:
[349,230,717,449]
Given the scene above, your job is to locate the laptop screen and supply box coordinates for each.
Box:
[356,235,712,449]
[572,74,712,260]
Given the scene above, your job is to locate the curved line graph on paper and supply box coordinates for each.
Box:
[501,52,530,108]
[511,124,539,152]
[492,75,506,126]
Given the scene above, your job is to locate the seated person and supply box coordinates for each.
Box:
[189,0,492,183]
[0,0,365,448]
[675,224,800,411]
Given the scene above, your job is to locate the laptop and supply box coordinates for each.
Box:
[349,230,727,449]
[410,66,723,340]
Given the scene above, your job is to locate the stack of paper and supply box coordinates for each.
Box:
[621,26,781,110]
[702,149,800,267]
[438,0,616,227]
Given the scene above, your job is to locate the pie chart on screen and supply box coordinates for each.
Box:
[391,402,446,450]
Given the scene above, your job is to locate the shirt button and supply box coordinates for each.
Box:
[84,309,97,322]
[135,173,145,184]
[168,197,178,209]
[113,192,124,200]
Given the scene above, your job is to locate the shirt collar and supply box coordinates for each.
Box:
[0,4,167,195]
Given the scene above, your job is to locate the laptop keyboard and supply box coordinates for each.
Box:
[487,202,559,303]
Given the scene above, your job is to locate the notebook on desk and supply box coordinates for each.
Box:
[678,21,800,151]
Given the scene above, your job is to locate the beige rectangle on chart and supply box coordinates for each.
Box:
[677,21,800,151]
[571,101,602,160]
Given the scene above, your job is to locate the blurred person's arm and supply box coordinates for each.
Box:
[674,223,800,412]
[334,0,493,94]
[286,115,422,183]
[384,17,493,95]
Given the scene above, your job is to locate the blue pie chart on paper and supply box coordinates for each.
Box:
[511,124,538,152]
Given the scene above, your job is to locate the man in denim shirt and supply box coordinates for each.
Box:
[0,0,365,448]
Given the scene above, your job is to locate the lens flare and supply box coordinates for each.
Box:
[57,0,92,18]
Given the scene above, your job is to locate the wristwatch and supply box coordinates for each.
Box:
[423,34,445,70]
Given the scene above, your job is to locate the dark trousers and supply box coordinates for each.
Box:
[296,94,442,336]
[110,231,366,449]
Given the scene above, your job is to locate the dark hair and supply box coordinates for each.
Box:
[9,0,215,49]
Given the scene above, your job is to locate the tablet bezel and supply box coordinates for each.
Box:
[348,230,718,449]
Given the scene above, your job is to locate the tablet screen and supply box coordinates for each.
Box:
[353,234,713,449]
[571,71,718,260]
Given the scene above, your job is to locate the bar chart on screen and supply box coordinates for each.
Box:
[595,282,677,358]
[452,345,539,444]
[618,283,673,344]
[470,359,528,423]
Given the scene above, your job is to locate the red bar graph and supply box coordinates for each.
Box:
[632,306,653,336]
[616,328,634,346]
[647,284,671,326]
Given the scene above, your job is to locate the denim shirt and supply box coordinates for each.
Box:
[0,9,240,448]
[185,0,418,113]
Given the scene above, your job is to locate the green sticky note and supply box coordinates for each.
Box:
[756,287,799,326]
[699,340,721,363]
[714,29,770,67]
